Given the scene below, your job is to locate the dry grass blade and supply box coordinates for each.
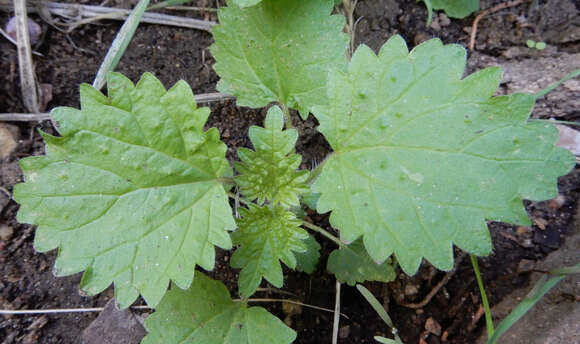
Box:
[0,93,234,122]
[0,1,216,32]
[13,0,39,113]
[0,113,51,121]
[332,281,341,344]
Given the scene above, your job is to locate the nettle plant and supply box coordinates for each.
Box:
[13,0,574,342]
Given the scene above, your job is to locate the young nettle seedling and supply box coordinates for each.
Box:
[13,0,574,343]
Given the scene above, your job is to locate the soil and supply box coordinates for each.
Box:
[1,0,579,343]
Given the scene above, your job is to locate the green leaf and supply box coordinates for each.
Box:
[375,337,397,344]
[235,106,309,207]
[231,0,263,7]
[311,36,575,275]
[13,73,236,308]
[328,239,395,286]
[295,234,321,274]
[301,192,321,210]
[211,0,349,119]
[142,272,296,344]
[231,204,308,297]
[431,0,479,18]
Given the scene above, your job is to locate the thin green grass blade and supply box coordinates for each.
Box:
[356,284,404,344]
[486,262,580,344]
[420,0,434,26]
[535,68,580,99]
[374,336,397,344]
[148,0,195,10]
[92,0,150,90]
[470,254,494,337]
[531,119,580,127]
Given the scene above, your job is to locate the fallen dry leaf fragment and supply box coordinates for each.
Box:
[0,123,18,159]
[534,217,548,230]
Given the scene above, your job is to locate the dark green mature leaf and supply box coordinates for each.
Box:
[235,106,309,207]
[312,36,575,275]
[14,73,235,308]
[231,204,308,297]
[295,234,321,274]
[431,0,479,18]
[211,0,349,118]
[328,239,395,286]
[142,272,296,344]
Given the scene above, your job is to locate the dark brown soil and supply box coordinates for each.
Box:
[1,0,579,343]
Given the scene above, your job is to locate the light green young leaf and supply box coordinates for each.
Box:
[231,204,308,297]
[431,0,479,18]
[235,106,309,207]
[328,239,395,286]
[295,234,321,274]
[211,0,349,119]
[142,272,296,344]
[312,36,575,275]
[13,73,236,308]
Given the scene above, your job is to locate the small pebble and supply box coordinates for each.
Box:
[518,259,535,272]
[439,13,451,27]
[533,217,548,230]
[404,283,419,296]
[4,17,42,45]
[0,225,14,241]
[0,123,18,159]
[548,195,566,210]
[425,317,442,336]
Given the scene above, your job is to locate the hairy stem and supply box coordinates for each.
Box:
[279,103,293,129]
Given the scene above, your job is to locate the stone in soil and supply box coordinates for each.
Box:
[82,299,147,344]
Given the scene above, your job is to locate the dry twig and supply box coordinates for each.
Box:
[399,252,468,309]
[0,1,216,32]
[469,0,529,51]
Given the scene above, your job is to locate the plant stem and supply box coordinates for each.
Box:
[279,103,293,129]
[302,221,344,248]
[226,192,345,248]
[470,254,494,337]
[235,298,349,319]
